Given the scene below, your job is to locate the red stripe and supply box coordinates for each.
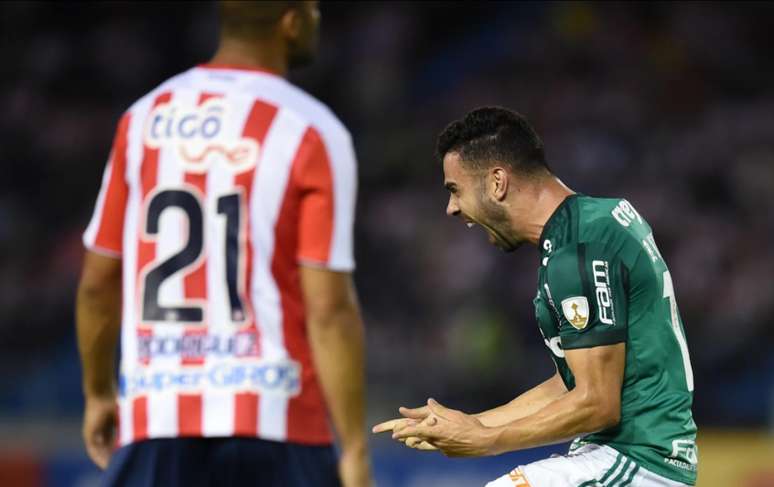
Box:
[276,131,333,444]
[294,128,335,265]
[177,394,203,436]
[136,92,170,371]
[133,92,170,440]
[93,113,131,253]
[180,92,214,367]
[132,396,148,442]
[233,392,259,436]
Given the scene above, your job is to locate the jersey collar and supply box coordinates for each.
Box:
[538,193,579,254]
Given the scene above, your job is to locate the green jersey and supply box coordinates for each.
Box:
[534,194,698,485]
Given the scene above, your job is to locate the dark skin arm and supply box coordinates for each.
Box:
[76,250,122,469]
[300,266,372,487]
[388,343,625,457]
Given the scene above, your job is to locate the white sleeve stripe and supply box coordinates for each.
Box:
[322,132,357,271]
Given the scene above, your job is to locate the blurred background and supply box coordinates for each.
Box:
[1,1,773,486]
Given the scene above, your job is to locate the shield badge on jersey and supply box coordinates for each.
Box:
[561,297,590,330]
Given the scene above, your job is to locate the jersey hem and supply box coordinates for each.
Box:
[561,328,626,349]
[83,243,122,259]
[297,258,355,273]
[120,432,335,449]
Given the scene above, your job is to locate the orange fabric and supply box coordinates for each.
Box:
[508,468,532,486]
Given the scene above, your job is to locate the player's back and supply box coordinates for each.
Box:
[538,195,697,484]
[83,64,357,447]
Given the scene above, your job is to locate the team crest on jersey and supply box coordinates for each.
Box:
[561,296,589,330]
[144,98,259,173]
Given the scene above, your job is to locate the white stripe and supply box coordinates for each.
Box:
[202,392,235,436]
[609,461,636,487]
[118,397,133,446]
[201,94,253,434]
[604,456,631,486]
[251,108,308,440]
[147,391,178,437]
[83,152,115,249]
[323,131,357,271]
[148,89,192,369]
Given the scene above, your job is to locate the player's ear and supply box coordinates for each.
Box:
[280,7,302,41]
[490,166,509,202]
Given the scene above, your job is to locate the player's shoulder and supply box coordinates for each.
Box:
[212,68,352,145]
[576,195,648,243]
[268,79,351,142]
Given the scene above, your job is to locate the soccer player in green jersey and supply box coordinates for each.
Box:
[373,107,698,487]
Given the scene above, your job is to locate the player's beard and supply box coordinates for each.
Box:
[479,195,520,253]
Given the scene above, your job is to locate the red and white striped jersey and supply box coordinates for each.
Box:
[83,64,357,447]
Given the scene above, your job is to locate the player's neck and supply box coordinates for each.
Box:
[210,37,289,77]
[523,176,575,245]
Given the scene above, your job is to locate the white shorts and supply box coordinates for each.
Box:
[485,444,690,487]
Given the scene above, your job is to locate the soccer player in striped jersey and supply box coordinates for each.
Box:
[76,2,372,486]
[374,107,698,487]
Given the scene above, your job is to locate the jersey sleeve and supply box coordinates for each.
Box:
[545,242,628,349]
[82,112,131,257]
[294,125,357,272]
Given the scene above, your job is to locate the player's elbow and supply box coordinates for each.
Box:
[593,401,621,430]
[576,388,621,431]
[78,255,121,297]
[305,293,361,333]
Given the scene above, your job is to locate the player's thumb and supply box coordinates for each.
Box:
[427,398,451,417]
[399,405,430,420]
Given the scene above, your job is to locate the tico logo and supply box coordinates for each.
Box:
[144,98,259,173]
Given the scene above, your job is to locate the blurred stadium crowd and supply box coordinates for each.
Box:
[1,0,772,437]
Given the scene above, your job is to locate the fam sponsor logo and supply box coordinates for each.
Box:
[592,260,615,325]
[138,331,259,361]
[144,98,259,173]
[120,359,301,397]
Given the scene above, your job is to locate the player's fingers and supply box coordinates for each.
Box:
[85,438,109,470]
[405,436,421,448]
[415,440,439,451]
[372,418,404,434]
[404,436,437,451]
[392,424,433,441]
[399,405,430,420]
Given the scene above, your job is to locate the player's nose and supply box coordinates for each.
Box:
[446,196,460,217]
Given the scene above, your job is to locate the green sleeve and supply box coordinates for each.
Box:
[545,242,628,349]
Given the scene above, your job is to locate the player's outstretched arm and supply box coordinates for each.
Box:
[393,343,625,457]
[76,250,122,469]
[301,266,373,487]
[472,372,567,427]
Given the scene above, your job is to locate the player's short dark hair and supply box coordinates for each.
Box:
[219,1,300,40]
[436,107,549,175]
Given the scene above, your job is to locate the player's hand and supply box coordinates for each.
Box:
[82,394,117,469]
[392,398,497,457]
[338,443,373,487]
[371,411,438,451]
